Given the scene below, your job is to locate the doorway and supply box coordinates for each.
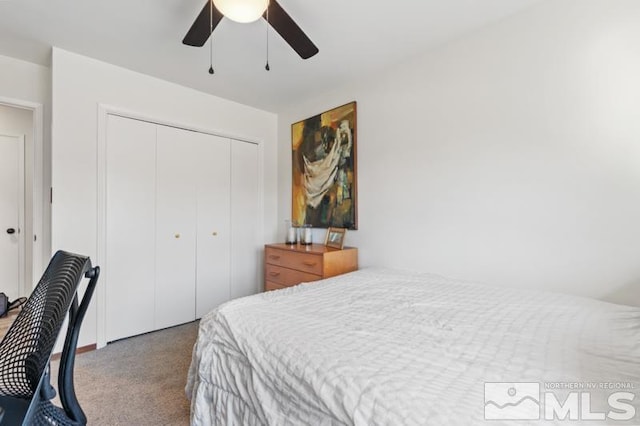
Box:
[0,134,25,296]
[0,101,44,297]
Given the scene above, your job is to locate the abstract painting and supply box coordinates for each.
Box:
[292,102,357,229]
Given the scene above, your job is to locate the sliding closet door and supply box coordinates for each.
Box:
[194,134,231,318]
[155,126,197,329]
[106,115,157,342]
[105,117,260,340]
[230,141,260,299]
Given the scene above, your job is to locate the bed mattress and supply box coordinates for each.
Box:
[186,268,640,425]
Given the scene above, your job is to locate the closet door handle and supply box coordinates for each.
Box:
[174,233,181,239]
[6,228,16,235]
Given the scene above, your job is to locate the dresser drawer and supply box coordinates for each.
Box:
[264,247,323,275]
[265,264,321,287]
[264,281,288,292]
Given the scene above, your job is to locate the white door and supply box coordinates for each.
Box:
[106,115,157,341]
[155,126,197,329]
[230,141,260,299]
[194,134,230,318]
[0,135,24,298]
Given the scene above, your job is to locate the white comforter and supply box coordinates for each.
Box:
[186,269,640,425]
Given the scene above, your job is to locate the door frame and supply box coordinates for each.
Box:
[96,104,265,349]
[0,134,25,296]
[0,97,45,296]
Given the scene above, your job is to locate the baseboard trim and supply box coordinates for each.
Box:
[51,344,97,360]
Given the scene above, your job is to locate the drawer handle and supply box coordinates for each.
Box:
[302,261,317,267]
[268,255,281,260]
[269,272,281,277]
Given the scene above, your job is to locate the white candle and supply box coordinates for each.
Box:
[303,227,312,244]
[287,227,296,243]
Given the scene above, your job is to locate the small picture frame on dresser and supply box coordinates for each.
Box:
[324,227,346,249]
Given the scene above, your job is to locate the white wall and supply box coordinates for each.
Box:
[0,54,50,103]
[277,0,640,306]
[51,48,278,346]
[0,54,51,289]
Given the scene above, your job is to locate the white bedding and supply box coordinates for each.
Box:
[186,268,640,425]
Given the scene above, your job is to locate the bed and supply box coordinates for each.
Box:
[186,268,640,425]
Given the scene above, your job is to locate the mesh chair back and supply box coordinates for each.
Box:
[0,251,91,400]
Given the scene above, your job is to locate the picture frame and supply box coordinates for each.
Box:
[324,227,347,249]
[291,101,357,230]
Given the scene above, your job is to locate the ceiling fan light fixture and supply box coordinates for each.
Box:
[213,0,269,23]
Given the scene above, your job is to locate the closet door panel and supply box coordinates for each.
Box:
[194,134,231,318]
[155,126,197,329]
[106,115,156,341]
[230,141,260,299]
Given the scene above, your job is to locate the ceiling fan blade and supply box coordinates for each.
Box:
[183,1,224,47]
[266,0,318,59]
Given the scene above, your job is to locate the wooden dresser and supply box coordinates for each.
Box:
[264,243,358,291]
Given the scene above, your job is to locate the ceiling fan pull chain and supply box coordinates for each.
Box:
[265,1,270,71]
[209,0,215,74]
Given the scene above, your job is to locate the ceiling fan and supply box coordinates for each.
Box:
[183,0,319,61]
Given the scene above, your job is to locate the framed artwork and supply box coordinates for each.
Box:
[324,227,346,249]
[291,101,357,229]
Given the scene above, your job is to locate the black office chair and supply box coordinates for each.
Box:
[0,250,100,425]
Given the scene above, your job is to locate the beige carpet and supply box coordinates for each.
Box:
[50,321,199,425]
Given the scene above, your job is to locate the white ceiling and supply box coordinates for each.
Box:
[0,0,541,112]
